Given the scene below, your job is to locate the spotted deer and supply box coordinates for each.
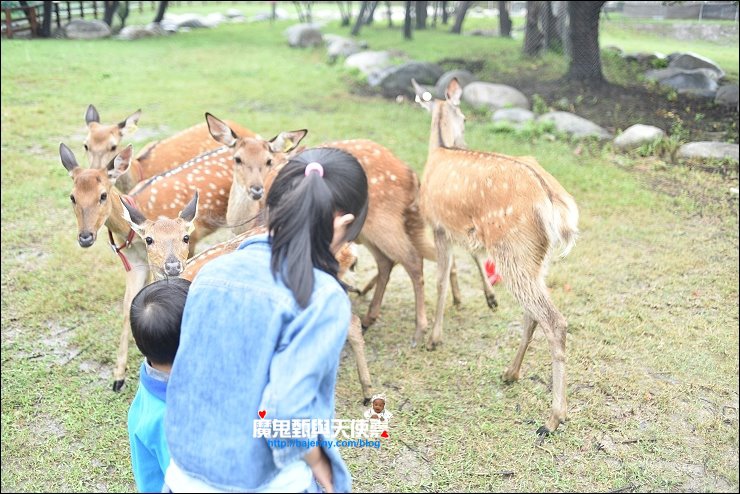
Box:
[412,78,579,436]
[58,143,198,391]
[204,113,308,235]
[83,104,254,193]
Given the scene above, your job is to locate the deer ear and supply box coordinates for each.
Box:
[85,104,100,125]
[179,191,199,225]
[59,143,80,174]
[120,197,148,234]
[205,112,238,147]
[107,144,133,182]
[268,129,308,153]
[118,109,141,136]
[411,78,434,112]
[445,78,462,107]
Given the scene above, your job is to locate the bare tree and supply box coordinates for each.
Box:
[415,1,428,29]
[404,1,413,39]
[541,1,561,52]
[103,0,119,26]
[498,1,511,37]
[39,0,53,37]
[523,1,542,55]
[351,1,370,35]
[337,1,352,26]
[365,1,379,24]
[442,0,449,24]
[386,1,393,27]
[564,1,606,83]
[450,0,474,34]
[293,1,312,23]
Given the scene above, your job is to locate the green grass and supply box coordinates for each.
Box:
[2,4,739,493]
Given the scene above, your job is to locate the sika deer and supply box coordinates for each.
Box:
[412,78,579,436]
[58,143,200,391]
[83,104,254,193]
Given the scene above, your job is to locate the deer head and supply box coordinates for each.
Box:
[120,192,199,279]
[84,104,141,169]
[411,78,466,149]
[205,112,307,201]
[59,142,132,248]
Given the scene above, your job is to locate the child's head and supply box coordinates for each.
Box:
[129,277,191,367]
[266,147,369,308]
[372,398,385,414]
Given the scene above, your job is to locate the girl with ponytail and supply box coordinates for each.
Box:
[163,148,369,493]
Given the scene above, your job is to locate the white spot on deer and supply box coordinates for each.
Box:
[204,169,211,175]
[151,188,158,195]
[216,199,222,205]
[219,188,226,195]
[186,174,194,182]
[502,182,509,190]
[497,209,504,218]
[207,192,213,197]
[219,157,225,163]
[370,177,378,185]
[505,206,513,216]
[196,176,205,182]
[372,149,380,156]
[390,174,397,182]
[208,183,217,190]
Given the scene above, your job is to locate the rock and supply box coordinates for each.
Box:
[677,142,739,162]
[613,124,666,151]
[345,51,393,77]
[623,52,666,64]
[462,82,529,111]
[203,13,227,28]
[225,8,243,18]
[537,111,612,140]
[370,62,445,99]
[285,23,323,48]
[492,108,535,124]
[172,14,210,29]
[668,52,725,79]
[715,85,739,108]
[117,25,156,40]
[327,37,365,62]
[435,70,475,98]
[63,19,111,39]
[646,68,719,98]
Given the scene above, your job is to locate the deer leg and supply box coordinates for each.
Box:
[346,314,373,405]
[538,310,567,436]
[450,256,462,306]
[358,274,378,297]
[361,245,394,331]
[472,252,498,310]
[428,229,453,350]
[113,264,149,391]
[503,312,537,383]
[399,253,427,347]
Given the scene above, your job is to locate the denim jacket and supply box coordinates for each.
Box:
[165,234,352,492]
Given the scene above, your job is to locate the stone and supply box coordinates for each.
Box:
[714,85,739,108]
[492,108,535,124]
[646,68,719,98]
[537,111,612,140]
[613,124,666,152]
[677,142,739,162]
[668,52,724,79]
[63,19,111,40]
[345,51,393,77]
[326,37,365,62]
[435,70,475,98]
[462,82,529,111]
[284,23,323,48]
[371,62,445,99]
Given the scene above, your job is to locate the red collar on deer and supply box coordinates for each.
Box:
[107,195,138,272]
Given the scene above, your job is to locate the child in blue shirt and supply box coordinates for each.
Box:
[164,147,369,493]
[127,277,191,493]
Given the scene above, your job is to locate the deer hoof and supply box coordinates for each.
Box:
[486,293,498,310]
[502,370,519,384]
[426,340,441,351]
[112,379,125,392]
[361,323,370,334]
[536,425,552,436]
[362,397,372,407]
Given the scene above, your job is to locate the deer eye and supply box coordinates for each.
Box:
[266,159,273,167]
[145,237,153,245]
[100,192,107,202]
[83,143,89,151]
[70,194,76,204]
[111,145,117,152]
[183,234,190,244]
[234,156,242,165]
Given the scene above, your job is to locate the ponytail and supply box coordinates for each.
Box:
[266,147,368,308]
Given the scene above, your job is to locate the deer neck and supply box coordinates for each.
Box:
[428,106,456,163]
[104,188,134,240]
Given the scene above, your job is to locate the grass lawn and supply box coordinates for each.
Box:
[2,3,738,492]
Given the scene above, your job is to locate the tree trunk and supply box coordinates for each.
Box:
[415,1,428,30]
[366,1,379,25]
[565,1,606,83]
[441,1,449,24]
[523,1,542,56]
[153,1,168,23]
[40,0,53,37]
[498,1,511,37]
[541,1,561,51]
[117,1,129,29]
[450,0,473,34]
[386,1,393,27]
[351,1,369,36]
[103,0,119,26]
[337,1,350,27]
[403,1,413,39]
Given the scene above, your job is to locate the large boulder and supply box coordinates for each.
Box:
[462,82,529,111]
[285,23,323,48]
[537,111,612,140]
[63,19,111,39]
[370,62,445,99]
[677,142,739,162]
[435,70,475,98]
[492,108,535,124]
[715,85,739,108]
[326,36,366,62]
[345,50,393,77]
[613,124,666,152]
[668,52,724,79]
[645,68,719,98]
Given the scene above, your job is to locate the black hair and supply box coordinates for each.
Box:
[129,277,191,366]
[266,147,369,308]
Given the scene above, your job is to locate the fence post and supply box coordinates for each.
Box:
[5,7,13,39]
[29,4,38,35]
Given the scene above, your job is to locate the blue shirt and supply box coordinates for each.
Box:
[128,360,170,493]
[165,234,353,493]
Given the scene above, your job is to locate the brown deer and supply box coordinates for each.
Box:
[412,78,579,436]
[83,104,254,193]
[58,143,198,391]
[204,113,307,235]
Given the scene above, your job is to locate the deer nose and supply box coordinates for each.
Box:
[249,185,264,200]
[164,261,182,277]
[78,231,94,248]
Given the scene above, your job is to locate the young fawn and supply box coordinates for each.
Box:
[59,143,199,391]
[412,78,579,436]
[83,104,254,193]
[119,202,375,405]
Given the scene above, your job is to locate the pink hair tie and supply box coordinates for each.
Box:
[305,162,324,178]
